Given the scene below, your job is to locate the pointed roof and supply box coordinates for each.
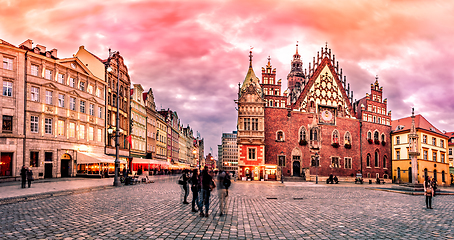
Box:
[240,50,262,95]
[392,114,445,135]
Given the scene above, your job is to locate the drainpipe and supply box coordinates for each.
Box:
[22,51,28,167]
[360,120,363,175]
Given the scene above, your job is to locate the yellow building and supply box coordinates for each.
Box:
[391,114,450,186]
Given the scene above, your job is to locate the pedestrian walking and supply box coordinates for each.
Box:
[189,169,199,212]
[199,166,215,217]
[27,168,34,188]
[180,170,189,204]
[217,171,231,216]
[20,165,27,188]
[424,176,433,209]
[430,177,437,197]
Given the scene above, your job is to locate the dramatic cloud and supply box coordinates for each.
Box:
[1,0,453,156]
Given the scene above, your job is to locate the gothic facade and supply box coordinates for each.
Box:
[237,44,392,182]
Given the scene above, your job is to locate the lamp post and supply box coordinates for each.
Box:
[107,49,121,187]
[315,152,319,184]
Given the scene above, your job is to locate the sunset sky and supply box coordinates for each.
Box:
[1,0,453,157]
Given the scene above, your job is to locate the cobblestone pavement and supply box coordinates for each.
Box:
[0,178,453,239]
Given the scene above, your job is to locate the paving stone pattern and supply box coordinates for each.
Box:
[0,178,453,239]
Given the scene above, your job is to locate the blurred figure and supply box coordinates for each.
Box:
[27,168,34,188]
[190,169,199,212]
[20,165,27,188]
[217,171,231,216]
[199,166,214,217]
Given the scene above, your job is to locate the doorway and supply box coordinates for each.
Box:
[293,161,300,177]
[44,163,53,178]
[61,160,70,177]
[408,167,412,183]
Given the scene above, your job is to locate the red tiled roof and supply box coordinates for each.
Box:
[391,114,443,134]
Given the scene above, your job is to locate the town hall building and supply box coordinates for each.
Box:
[237,44,392,182]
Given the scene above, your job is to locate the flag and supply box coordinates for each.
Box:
[127,135,132,146]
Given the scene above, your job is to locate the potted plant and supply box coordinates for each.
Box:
[299,139,308,146]
[368,139,373,144]
[374,139,380,145]
[344,143,352,149]
[332,142,339,148]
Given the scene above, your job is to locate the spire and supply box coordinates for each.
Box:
[266,56,271,68]
[249,47,253,68]
[296,41,299,55]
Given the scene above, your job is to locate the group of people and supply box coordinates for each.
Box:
[179,167,231,217]
[423,176,438,209]
[20,165,34,188]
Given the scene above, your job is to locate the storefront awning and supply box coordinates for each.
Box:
[77,152,127,164]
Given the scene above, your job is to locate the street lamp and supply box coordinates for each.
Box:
[107,49,121,187]
[315,152,319,184]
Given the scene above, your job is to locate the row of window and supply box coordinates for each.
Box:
[243,118,259,131]
[264,88,280,96]
[366,152,388,168]
[396,149,446,163]
[363,114,390,125]
[367,131,386,142]
[371,94,381,103]
[30,64,104,98]
[29,116,102,141]
[29,87,103,117]
[262,77,275,84]
[266,99,285,108]
[396,135,445,148]
[367,104,386,115]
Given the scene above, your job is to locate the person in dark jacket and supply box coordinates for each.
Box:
[27,169,34,188]
[190,169,199,212]
[181,170,189,204]
[199,167,215,217]
[20,166,27,188]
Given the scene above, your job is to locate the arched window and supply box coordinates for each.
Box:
[276,131,284,141]
[381,134,385,143]
[332,130,339,143]
[374,131,379,141]
[270,100,273,107]
[397,167,401,179]
[310,128,318,141]
[375,150,379,167]
[366,154,371,167]
[433,169,437,182]
[383,155,387,168]
[367,131,372,140]
[442,171,445,182]
[299,127,306,141]
[344,132,351,145]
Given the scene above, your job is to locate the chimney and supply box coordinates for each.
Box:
[36,44,46,53]
[50,49,58,58]
[19,39,33,49]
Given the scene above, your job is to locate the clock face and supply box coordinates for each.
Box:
[318,106,336,125]
[321,110,333,121]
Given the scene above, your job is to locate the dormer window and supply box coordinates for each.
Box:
[396,125,405,131]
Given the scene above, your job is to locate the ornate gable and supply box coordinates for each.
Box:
[293,57,354,118]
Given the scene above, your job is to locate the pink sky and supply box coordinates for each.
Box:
[2,0,453,156]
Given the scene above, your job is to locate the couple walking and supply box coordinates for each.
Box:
[182,167,230,217]
[20,165,34,188]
